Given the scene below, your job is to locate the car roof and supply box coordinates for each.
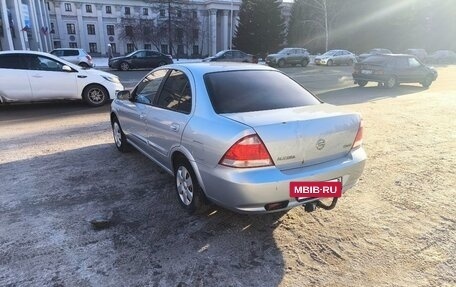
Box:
[0,50,81,68]
[165,62,275,77]
[51,48,81,51]
[373,53,414,57]
[0,50,57,56]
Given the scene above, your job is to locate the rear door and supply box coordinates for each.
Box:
[131,51,147,68]
[63,49,79,65]
[142,69,193,167]
[0,54,33,102]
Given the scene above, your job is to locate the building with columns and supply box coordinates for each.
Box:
[0,0,53,51]
[0,0,241,56]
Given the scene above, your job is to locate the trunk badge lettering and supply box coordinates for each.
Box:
[277,155,296,161]
[316,139,326,150]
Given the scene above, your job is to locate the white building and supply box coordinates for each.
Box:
[0,0,53,51]
[45,0,242,57]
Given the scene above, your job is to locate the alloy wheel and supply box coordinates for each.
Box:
[113,122,122,148]
[176,166,194,206]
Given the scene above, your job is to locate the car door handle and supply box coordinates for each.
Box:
[77,75,87,78]
[31,75,43,78]
[139,114,145,120]
[170,123,180,132]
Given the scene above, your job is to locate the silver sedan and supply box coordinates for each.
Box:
[314,50,357,66]
[110,63,366,214]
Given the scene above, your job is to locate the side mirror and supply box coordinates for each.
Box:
[117,90,132,101]
[62,65,72,72]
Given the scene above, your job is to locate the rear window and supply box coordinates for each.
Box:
[362,56,388,65]
[204,70,320,114]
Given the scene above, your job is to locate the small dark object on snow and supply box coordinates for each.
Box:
[90,210,114,230]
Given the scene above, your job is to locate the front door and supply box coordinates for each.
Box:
[26,54,78,100]
[116,69,169,150]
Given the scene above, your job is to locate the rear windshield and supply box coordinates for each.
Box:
[204,70,320,114]
[362,56,388,64]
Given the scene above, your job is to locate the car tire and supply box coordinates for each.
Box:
[421,75,433,88]
[120,62,130,71]
[112,117,131,152]
[174,158,205,214]
[82,84,109,107]
[301,58,309,67]
[357,80,368,87]
[278,59,286,68]
[385,76,397,88]
[327,59,333,66]
[79,62,90,68]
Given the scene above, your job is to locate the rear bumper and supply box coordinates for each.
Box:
[198,147,367,213]
[353,72,389,83]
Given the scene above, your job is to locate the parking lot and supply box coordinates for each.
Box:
[1,64,455,286]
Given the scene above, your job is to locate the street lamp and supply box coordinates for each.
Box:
[229,0,233,50]
[168,0,172,56]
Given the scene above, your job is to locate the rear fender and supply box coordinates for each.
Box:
[170,146,207,193]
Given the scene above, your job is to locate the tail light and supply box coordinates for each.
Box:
[86,55,92,61]
[220,134,273,168]
[351,120,364,150]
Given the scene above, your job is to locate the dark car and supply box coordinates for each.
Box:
[265,48,310,67]
[404,49,428,62]
[352,54,438,88]
[109,50,173,71]
[357,48,392,62]
[426,50,456,64]
[202,50,258,63]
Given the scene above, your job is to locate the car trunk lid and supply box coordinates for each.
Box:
[222,104,361,170]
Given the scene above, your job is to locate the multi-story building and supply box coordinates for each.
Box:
[0,0,53,51]
[46,0,242,57]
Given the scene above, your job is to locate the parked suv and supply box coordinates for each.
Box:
[50,48,94,68]
[266,48,310,67]
[353,54,437,88]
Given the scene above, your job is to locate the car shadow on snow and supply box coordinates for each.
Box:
[0,143,287,286]
[0,101,111,124]
[317,84,426,106]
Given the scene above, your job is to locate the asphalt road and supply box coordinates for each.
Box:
[1,64,455,286]
[105,63,355,93]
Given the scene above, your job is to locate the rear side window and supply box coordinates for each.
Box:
[395,57,409,68]
[51,50,64,56]
[204,70,320,114]
[63,50,79,56]
[0,54,28,69]
[156,70,192,114]
[362,56,387,65]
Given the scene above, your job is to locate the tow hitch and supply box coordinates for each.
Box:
[304,198,339,212]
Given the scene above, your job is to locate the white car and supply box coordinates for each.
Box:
[50,48,94,68]
[314,50,357,66]
[0,50,123,107]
